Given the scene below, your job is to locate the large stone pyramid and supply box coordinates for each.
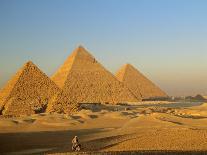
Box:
[115,64,168,99]
[51,46,140,104]
[0,61,76,116]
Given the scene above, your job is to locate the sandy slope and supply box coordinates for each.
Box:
[0,102,207,154]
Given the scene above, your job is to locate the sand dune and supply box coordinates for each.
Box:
[0,102,207,154]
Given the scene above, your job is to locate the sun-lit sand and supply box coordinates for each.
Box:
[1,102,207,154]
[0,47,206,154]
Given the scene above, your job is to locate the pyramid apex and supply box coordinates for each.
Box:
[71,45,94,58]
[25,60,34,65]
[121,63,134,71]
[71,45,91,56]
[76,45,87,51]
[23,61,37,68]
[78,45,85,49]
[125,63,132,67]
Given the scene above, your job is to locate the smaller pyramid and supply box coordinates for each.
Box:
[46,91,77,114]
[115,64,168,99]
[0,61,76,116]
[51,46,140,104]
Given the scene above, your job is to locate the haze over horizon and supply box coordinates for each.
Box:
[1,0,207,96]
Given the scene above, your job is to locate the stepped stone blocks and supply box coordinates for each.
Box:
[0,61,76,116]
[0,65,24,112]
[116,64,168,99]
[46,91,77,114]
[51,46,140,104]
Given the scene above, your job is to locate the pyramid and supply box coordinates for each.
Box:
[115,64,168,99]
[0,61,76,116]
[46,90,78,114]
[51,46,140,104]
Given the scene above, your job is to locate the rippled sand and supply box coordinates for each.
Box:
[1,102,207,155]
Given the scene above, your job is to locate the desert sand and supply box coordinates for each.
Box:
[0,101,207,155]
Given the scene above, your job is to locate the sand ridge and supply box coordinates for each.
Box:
[1,102,207,154]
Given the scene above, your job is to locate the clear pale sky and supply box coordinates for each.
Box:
[1,0,207,96]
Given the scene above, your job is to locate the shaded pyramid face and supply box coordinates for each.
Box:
[51,46,140,104]
[46,90,77,114]
[0,61,76,116]
[116,64,168,99]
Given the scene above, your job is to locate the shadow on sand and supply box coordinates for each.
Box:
[0,128,107,155]
[1,129,207,155]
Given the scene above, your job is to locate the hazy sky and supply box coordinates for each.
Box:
[1,0,207,96]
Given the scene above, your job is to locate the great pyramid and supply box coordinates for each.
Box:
[115,64,168,99]
[0,61,76,116]
[51,46,140,104]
